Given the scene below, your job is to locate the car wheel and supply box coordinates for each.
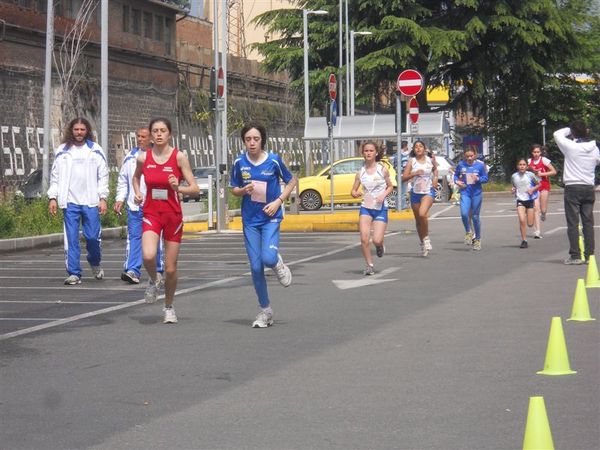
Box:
[385,188,398,209]
[300,189,323,211]
[434,184,449,203]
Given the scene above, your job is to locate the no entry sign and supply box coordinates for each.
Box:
[397,69,423,97]
[217,67,224,97]
[328,73,337,100]
[408,97,419,123]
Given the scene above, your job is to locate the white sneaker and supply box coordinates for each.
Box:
[534,231,542,239]
[91,265,104,280]
[252,310,273,328]
[364,264,375,276]
[423,237,432,251]
[144,280,159,304]
[64,274,81,285]
[121,271,140,284]
[163,307,178,324]
[156,272,165,289]
[273,254,292,287]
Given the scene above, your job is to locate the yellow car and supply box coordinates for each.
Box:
[298,157,398,211]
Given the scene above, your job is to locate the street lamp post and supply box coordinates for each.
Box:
[303,9,328,121]
[349,30,372,115]
[303,9,328,175]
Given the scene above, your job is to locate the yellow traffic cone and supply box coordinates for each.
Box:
[537,317,577,375]
[567,278,596,322]
[523,396,555,450]
[585,255,600,288]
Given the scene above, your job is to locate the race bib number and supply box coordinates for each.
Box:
[413,175,430,193]
[466,173,478,185]
[250,180,267,203]
[151,189,168,200]
[363,193,382,210]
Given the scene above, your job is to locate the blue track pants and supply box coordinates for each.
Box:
[63,203,102,277]
[459,192,483,239]
[124,209,164,277]
[243,221,280,308]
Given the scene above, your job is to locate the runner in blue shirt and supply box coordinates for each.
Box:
[230,123,297,328]
[454,147,488,250]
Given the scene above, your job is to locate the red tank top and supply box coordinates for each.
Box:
[142,148,183,214]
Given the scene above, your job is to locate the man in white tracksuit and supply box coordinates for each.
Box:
[48,118,109,285]
[553,120,600,265]
[114,128,164,284]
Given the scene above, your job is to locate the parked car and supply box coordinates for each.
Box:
[298,157,398,211]
[432,154,456,202]
[15,169,43,200]
[181,167,217,202]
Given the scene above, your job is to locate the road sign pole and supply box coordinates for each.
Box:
[395,93,404,211]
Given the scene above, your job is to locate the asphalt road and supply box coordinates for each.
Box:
[0,194,598,450]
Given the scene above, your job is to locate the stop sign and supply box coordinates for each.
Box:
[217,67,225,97]
[397,69,424,97]
[328,73,337,100]
[408,97,419,123]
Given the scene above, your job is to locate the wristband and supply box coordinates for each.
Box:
[279,196,284,203]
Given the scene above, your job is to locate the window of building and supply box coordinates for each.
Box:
[164,18,172,54]
[143,11,153,39]
[122,5,129,32]
[131,8,141,35]
[154,15,163,41]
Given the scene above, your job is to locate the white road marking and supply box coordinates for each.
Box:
[332,267,400,290]
[0,300,127,304]
[545,225,600,236]
[430,205,455,219]
[0,318,58,321]
[1,286,140,291]
[0,233,386,341]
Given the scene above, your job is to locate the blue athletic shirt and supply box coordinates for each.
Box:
[453,160,488,196]
[230,152,293,226]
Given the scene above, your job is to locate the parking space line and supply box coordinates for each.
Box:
[0,236,372,341]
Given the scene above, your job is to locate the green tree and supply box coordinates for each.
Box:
[252,0,599,177]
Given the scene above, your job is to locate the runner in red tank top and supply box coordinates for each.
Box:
[132,118,199,324]
[527,143,557,238]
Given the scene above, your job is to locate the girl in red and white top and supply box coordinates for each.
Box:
[132,117,199,324]
[528,143,557,238]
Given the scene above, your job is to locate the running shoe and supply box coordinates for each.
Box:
[564,257,584,265]
[540,212,546,221]
[252,310,273,328]
[534,231,542,239]
[91,265,104,280]
[163,306,178,324]
[464,231,473,245]
[472,239,482,251]
[144,279,159,303]
[121,271,140,284]
[64,274,81,285]
[364,264,375,276]
[376,245,385,258]
[423,237,432,251]
[156,272,165,289]
[274,254,292,287]
[520,240,528,249]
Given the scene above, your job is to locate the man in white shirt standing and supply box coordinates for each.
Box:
[114,127,164,284]
[48,118,109,285]
[553,119,600,265]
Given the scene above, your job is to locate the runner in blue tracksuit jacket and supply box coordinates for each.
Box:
[48,118,109,285]
[114,128,164,284]
[453,147,488,250]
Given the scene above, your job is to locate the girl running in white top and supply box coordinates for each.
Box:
[402,140,438,256]
[351,141,394,275]
[511,158,541,249]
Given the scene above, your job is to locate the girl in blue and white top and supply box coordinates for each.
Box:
[511,158,541,249]
[351,141,394,275]
[230,123,297,328]
[453,147,488,251]
[402,140,438,256]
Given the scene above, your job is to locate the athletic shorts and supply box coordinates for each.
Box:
[359,206,388,223]
[539,180,551,191]
[142,212,183,243]
[516,199,535,209]
[410,188,435,204]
